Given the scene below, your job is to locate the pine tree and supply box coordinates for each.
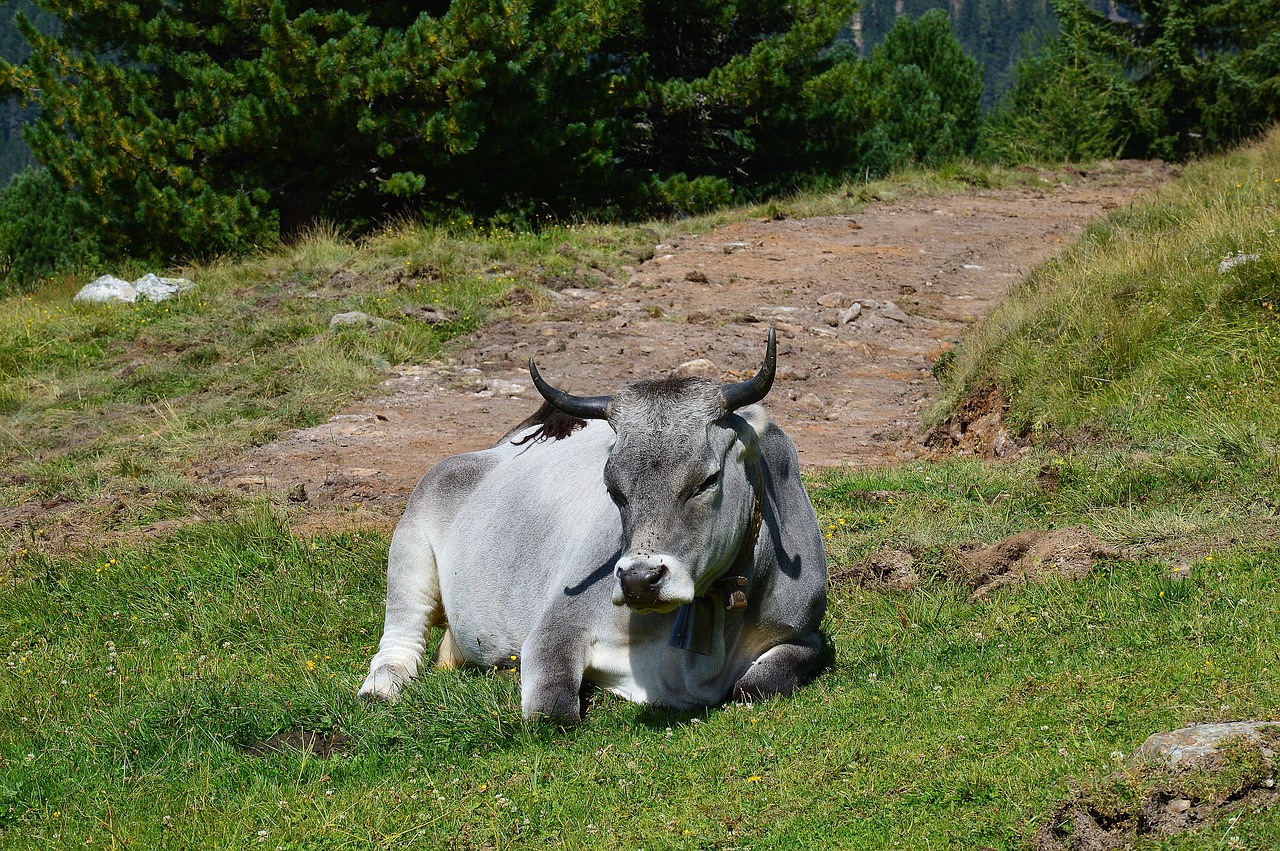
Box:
[1,0,857,263]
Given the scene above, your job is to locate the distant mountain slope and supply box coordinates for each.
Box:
[851,0,1071,107]
[1,0,57,182]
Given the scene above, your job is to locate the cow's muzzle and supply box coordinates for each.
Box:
[618,562,667,607]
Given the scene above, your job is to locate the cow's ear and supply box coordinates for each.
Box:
[720,328,776,412]
[732,404,771,437]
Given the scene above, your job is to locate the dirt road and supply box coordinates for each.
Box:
[210,163,1169,525]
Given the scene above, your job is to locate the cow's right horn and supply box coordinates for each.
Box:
[528,358,611,420]
[720,327,777,412]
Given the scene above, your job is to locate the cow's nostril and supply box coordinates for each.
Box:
[620,563,667,603]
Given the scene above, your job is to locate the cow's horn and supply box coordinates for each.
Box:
[720,327,777,412]
[528,358,611,420]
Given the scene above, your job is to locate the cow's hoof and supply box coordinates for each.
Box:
[358,665,410,703]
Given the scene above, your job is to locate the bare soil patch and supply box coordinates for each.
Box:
[961,526,1119,601]
[206,164,1170,529]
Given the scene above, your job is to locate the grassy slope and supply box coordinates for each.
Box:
[1,147,1279,848]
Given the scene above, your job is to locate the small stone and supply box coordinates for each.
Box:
[676,358,718,378]
[878,301,910,323]
[400,306,451,324]
[330,311,390,329]
[1164,799,1192,814]
[1218,253,1260,274]
[840,303,863,325]
[817,291,846,307]
[487,379,526,396]
[795,392,824,412]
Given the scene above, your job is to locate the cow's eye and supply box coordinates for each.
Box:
[693,472,719,497]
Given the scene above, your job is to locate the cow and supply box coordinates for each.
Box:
[359,329,827,723]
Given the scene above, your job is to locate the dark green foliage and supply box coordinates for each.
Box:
[983,0,1280,162]
[0,167,100,293]
[806,11,983,177]
[979,1,1157,162]
[1,0,856,264]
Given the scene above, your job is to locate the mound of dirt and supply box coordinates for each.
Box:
[831,547,919,591]
[961,527,1117,601]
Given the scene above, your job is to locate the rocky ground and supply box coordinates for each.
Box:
[208,162,1171,529]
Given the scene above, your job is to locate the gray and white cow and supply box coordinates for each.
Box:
[359,330,827,722]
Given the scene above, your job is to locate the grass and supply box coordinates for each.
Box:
[2,510,1278,848]
[2,141,1280,848]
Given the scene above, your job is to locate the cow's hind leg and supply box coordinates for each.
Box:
[732,636,821,702]
[359,520,443,702]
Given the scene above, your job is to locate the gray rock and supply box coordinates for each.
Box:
[133,273,194,301]
[817,291,846,307]
[329,311,391,329]
[878,301,911,323]
[1134,721,1279,771]
[1218,253,1261,274]
[840,303,863,325]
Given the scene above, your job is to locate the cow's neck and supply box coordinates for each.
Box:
[668,455,764,655]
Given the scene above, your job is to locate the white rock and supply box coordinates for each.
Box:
[1218,253,1261,274]
[676,358,718,377]
[487,379,526,396]
[817,291,846,307]
[840,303,863,325]
[133,273,194,301]
[74,273,194,303]
[74,275,137,303]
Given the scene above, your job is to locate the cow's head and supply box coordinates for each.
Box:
[529,330,776,613]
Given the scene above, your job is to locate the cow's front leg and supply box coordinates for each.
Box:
[519,624,587,724]
[732,636,821,702]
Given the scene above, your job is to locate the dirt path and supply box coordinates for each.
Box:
[209,163,1169,527]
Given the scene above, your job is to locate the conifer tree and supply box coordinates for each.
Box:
[1,0,856,262]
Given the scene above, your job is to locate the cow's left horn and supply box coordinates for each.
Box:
[528,358,612,420]
[720,327,777,412]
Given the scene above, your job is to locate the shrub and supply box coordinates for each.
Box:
[0,167,100,293]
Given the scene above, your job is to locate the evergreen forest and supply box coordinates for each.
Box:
[0,0,1278,291]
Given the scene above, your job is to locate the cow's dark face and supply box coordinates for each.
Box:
[603,379,759,613]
